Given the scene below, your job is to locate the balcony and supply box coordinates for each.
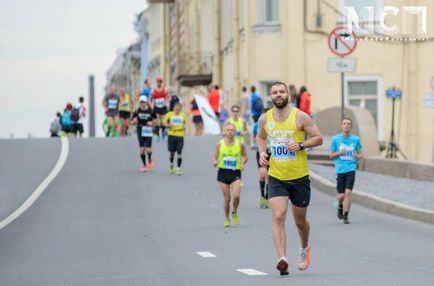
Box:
[177,53,213,87]
[147,0,174,3]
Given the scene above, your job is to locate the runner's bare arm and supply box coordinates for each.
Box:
[356,150,363,160]
[330,148,346,159]
[299,112,323,148]
[241,143,248,164]
[256,114,269,166]
[242,120,247,135]
[212,143,220,168]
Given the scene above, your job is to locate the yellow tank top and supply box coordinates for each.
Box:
[229,117,245,144]
[265,108,309,180]
[119,94,131,112]
[218,138,241,170]
[165,111,186,137]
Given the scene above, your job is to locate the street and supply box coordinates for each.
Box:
[0,137,433,286]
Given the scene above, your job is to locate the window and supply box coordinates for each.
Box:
[257,0,279,24]
[260,81,275,109]
[345,76,384,140]
[339,0,384,34]
[265,0,279,22]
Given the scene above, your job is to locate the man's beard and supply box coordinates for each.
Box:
[272,97,289,109]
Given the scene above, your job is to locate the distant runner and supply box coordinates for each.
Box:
[151,76,169,141]
[212,123,248,227]
[132,96,156,173]
[329,117,362,224]
[163,102,187,175]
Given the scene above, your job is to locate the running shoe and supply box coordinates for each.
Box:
[176,168,182,176]
[240,180,244,187]
[343,212,350,224]
[337,205,343,220]
[147,161,154,169]
[140,167,148,173]
[224,218,230,227]
[276,257,289,275]
[169,165,174,174]
[232,212,240,225]
[259,197,264,208]
[263,198,269,209]
[297,245,311,271]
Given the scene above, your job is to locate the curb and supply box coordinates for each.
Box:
[309,170,434,225]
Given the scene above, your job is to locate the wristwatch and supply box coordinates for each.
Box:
[298,142,305,150]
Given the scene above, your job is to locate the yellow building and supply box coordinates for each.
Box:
[146,0,434,162]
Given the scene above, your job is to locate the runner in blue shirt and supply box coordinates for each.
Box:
[329,117,362,224]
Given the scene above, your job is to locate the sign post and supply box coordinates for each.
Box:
[328,26,358,120]
[385,88,407,159]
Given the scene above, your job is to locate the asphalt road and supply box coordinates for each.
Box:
[0,136,433,286]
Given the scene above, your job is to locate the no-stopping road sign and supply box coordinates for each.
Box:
[328,26,358,57]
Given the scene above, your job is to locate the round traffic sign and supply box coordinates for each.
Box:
[328,26,358,57]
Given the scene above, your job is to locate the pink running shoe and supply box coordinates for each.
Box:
[297,245,311,271]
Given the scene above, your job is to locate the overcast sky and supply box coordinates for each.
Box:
[0,0,147,138]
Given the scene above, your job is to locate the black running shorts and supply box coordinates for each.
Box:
[168,135,184,154]
[137,127,152,148]
[268,175,311,208]
[155,106,167,115]
[71,123,84,134]
[336,171,356,193]
[119,111,131,119]
[217,168,242,185]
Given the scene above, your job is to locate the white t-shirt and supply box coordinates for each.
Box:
[75,103,86,124]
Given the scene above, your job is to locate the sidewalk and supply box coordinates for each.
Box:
[309,163,434,224]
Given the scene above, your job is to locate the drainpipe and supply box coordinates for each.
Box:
[195,0,201,74]
[233,0,240,105]
[213,0,222,85]
[304,0,327,36]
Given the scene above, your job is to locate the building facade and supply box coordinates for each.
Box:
[142,0,434,162]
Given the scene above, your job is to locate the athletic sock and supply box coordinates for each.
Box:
[106,127,111,137]
[161,125,166,136]
[170,153,174,164]
[260,180,266,197]
[177,157,182,168]
[140,154,147,166]
[147,152,152,162]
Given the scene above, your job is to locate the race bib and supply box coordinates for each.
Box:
[108,99,118,109]
[271,140,296,161]
[141,126,153,137]
[121,101,129,107]
[155,98,165,108]
[171,116,183,126]
[339,144,355,161]
[222,156,238,170]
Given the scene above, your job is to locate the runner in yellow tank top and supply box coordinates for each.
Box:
[226,105,247,144]
[257,82,323,275]
[212,123,248,227]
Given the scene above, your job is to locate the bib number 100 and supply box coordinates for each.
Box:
[272,145,296,160]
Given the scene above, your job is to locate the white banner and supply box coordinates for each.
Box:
[194,94,221,135]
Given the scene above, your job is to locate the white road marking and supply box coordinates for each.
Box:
[196,251,217,258]
[237,269,267,276]
[0,137,69,230]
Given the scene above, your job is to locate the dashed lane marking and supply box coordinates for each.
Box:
[236,269,267,276]
[196,251,217,258]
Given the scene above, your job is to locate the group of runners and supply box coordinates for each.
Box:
[103,77,185,175]
[104,78,363,276]
[211,81,363,276]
